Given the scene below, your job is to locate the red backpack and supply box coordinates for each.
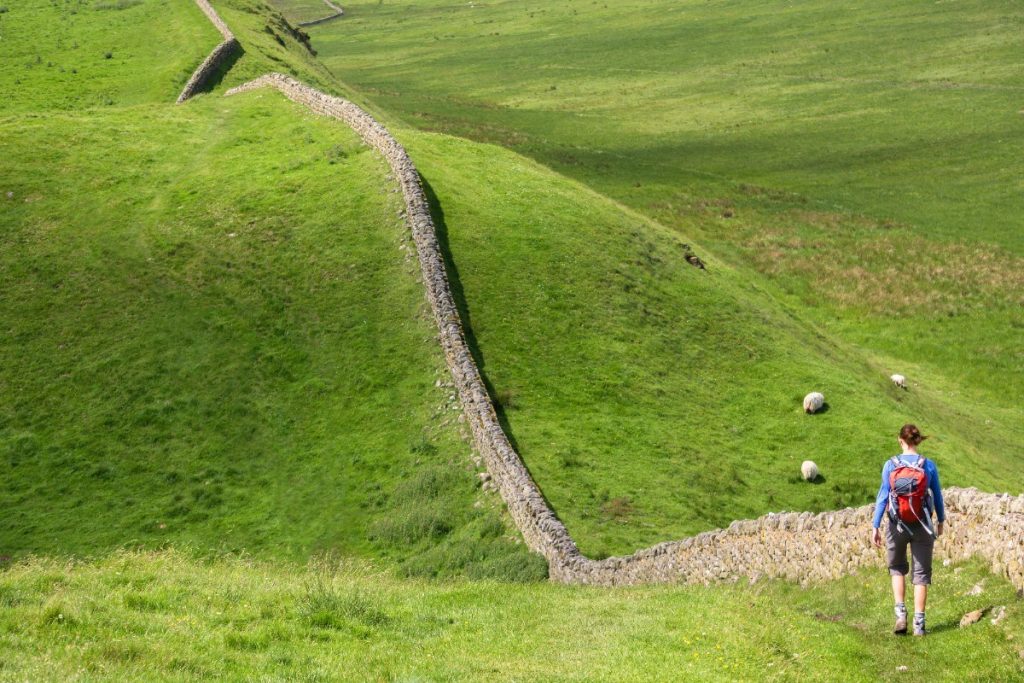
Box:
[888,456,934,535]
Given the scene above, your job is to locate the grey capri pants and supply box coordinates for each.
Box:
[886,521,935,585]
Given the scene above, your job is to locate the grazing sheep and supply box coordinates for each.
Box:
[803,392,825,414]
[801,460,819,481]
[890,374,907,389]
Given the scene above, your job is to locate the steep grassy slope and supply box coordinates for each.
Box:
[6,0,1017,565]
[208,0,338,92]
[301,0,1024,462]
[0,1,540,579]
[1,551,1022,681]
[399,129,1024,556]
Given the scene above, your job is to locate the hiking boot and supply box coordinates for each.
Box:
[913,619,926,637]
[893,613,908,634]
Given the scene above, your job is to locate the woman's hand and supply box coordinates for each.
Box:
[936,522,944,537]
[872,527,882,547]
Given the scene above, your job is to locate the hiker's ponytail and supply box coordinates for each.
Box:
[899,423,928,446]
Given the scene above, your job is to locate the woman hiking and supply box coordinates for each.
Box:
[872,424,946,636]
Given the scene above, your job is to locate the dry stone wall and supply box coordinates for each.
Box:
[298,0,344,28]
[223,74,1024,590]
[561,488,1024,587]
[189,2,1024,589]
[177,0,239,104]
[224,74,585,579]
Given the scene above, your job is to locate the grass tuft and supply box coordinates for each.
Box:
[301,573,390,633]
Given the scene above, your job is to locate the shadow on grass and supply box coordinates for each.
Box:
[788,475,828,486]
[197,43,245,96]
[802,401,827,417]
[421,173,582,543]
[419,175,522,455]
[925,620,961,635]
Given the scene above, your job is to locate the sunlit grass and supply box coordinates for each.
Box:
[303,0,1024,472]
[0,88,540,579]
[395,129,1022,556]
[1,550,1021,681]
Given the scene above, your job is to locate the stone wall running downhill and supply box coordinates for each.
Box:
[298,0,344,28]
[176,0,239,104]
[223,73,585,580]
[188,0,1024,589]
[223,74,1024,590]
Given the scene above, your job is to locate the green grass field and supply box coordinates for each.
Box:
[2,0,1022,678]
[304,0,1024,482]
[308,0,1023,248]
[4,0,1021,558]
[0,0,540,580]
[0,0,217,110]
[1,551,1021,681]
[397,127,1023,556]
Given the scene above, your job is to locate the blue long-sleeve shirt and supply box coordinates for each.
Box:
[872,454,945,528]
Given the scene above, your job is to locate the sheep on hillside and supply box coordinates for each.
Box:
[803,392,825,414]
[801,460,819,481]
[890,374,907,389]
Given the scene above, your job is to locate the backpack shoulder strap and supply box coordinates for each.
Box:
[890,456,902,468]
[915,457,926,469]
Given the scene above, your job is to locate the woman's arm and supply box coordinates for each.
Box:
[929,460,946,523]
[872,461,891,529]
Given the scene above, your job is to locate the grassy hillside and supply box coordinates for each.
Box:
[305,0,1022,248]
[0,0,218,110]
[1,550,1022,681]
[0,0,540,579]
[210,0,338,92]
[2,2,1023,680]
[5,0,1018,564]
[301,0,1024,466]
[0,0,345,110]
[398,129,1023,556]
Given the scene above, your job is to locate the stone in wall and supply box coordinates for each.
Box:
[193,0,233,40]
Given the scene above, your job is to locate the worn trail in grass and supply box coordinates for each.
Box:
[1,550,1022,681]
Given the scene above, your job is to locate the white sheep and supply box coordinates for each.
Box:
[801,460,819,482]
[890,374,907,389]
[803,392,825,414]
